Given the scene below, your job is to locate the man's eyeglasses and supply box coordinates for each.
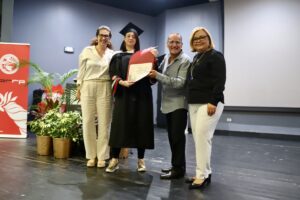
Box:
[193,35,208,41]
[99,34,110,38]
[168,41,182,45]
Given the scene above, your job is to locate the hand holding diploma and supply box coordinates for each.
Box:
[148,69,158,79]
[127,47,158,82]
[148,46,159,57]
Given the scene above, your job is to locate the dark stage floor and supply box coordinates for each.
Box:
[0,128,299,200]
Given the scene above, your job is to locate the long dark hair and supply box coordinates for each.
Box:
[90,25,113,49]
[120,31,140,52]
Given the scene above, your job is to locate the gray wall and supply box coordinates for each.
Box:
[164,2,223,57]
[219,110,300,136]
[224,0,300,108]
[220,0,300,135]
[0,0,14,41]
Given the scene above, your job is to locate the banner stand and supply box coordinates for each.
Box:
[0,42,30,138]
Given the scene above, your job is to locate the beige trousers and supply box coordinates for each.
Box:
[189,102,224,179]
[81,80,112,161]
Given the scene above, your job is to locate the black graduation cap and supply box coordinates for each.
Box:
[119,22,144,36]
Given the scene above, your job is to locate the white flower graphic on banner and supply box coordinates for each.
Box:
[0,92,27,135]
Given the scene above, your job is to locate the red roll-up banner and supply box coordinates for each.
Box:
[0,42,30,138]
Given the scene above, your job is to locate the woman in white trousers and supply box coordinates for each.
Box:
[76,25,114,168]
[186,27,226,189]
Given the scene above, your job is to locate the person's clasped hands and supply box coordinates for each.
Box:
[112,75,133,88]
[119,80,134,88]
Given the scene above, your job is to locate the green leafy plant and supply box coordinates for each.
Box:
[50,110,82,142]
[24,61,78,92]
[24,61,82,141]
[28,118,49,136]
[29,108,82,142]
[21,61,78,117]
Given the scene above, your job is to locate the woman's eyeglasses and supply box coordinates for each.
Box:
[193,35,208,41]
[99,34,110,38]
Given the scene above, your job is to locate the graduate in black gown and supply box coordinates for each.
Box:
[106,23,158,173]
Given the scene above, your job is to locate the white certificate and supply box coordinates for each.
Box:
[127,62,153,82]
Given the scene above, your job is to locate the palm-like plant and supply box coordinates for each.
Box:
[21,61,78,117]
[26,61,78,91]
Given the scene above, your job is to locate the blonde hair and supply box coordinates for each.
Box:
[189,27,215,52]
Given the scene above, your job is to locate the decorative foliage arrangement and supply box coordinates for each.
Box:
[25,61,78,117]
[24,61,83,142]
[28,108,82,141]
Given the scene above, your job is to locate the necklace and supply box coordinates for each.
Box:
[190,52,206,80]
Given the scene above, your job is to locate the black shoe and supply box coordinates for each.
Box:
[160,170,184,180]
[161,167,172,173]
[185,177,195,184]
[185,174,211,184]
[188,175,211,190]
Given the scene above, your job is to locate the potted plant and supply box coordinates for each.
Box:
[28,117,52,156]
[24,61,79,156]
[26,62,78,116]
[46,109,82,159]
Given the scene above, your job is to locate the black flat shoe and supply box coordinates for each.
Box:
[161,167,172,173]
[160,170,184,180]
[186,174,211,184]
[188,175,211,190]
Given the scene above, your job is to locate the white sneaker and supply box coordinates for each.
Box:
[137,159,146,172]
[87,159,96,167]
[97,160,106,168]
[105,158,119,173]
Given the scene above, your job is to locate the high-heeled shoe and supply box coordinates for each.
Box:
[185,177,196,183]
[188,174,211,190]
[185,174,211,184]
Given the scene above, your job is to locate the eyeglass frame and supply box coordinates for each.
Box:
[167,40,182,45]
[98,34,111,38]
[192,35,208,42]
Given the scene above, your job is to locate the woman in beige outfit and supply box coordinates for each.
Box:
[76,25,114,168]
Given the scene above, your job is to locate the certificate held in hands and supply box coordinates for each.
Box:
[127,49,155,82]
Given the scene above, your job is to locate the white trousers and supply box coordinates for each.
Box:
[189,102,224,179]
[81,80,112,160]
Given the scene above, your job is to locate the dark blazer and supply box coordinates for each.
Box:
[187,49,226,106]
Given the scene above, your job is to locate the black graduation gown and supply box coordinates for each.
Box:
[109,52,155,149]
